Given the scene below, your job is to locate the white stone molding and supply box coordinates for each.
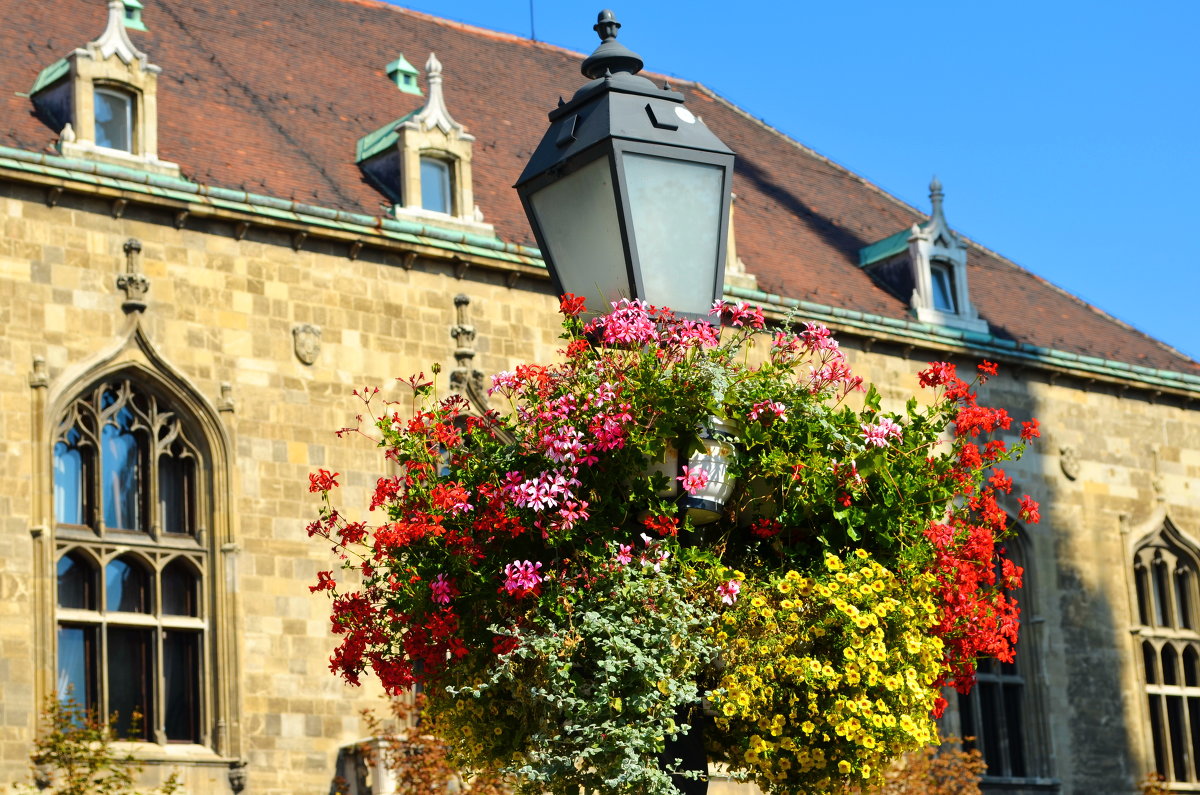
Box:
[78,0,156,70]
[407,53,471,138]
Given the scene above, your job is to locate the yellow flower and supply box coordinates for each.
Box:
[838,760,852,775]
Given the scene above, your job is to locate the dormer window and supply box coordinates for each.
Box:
[930,260,957,313]
[355,53,491,234]
[420,156,452,214]
[28,1,178,177]
[94,87,134,151]
[122,0,147,31]
[386,54,422,96]
[858,177,987,334]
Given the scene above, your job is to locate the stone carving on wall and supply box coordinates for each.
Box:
[292,323,321,365]
[116,238,149,313]
[1060,445,1080,481]
[449,293,485,400]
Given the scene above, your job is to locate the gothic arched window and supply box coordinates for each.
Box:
[53,377,210,745]
[1135,525,1200,784]
[957,526,1055,787]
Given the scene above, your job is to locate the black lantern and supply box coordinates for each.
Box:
[515,10,735,319]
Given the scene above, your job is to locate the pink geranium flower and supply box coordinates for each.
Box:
[717,579,741,605]
[502,560,543,597]
[430,573,455,605]
[862,417,903,448]
[677,465,709,495]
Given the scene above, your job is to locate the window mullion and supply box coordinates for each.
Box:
[155,617,165,745]
[98,615,110,721]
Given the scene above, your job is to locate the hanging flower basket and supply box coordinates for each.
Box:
[308,296,1041,794]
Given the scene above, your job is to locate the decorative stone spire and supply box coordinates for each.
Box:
[116,238,149,313]
[449,294,485,400]
[410,53,469,137]
[84,0,157,71]
[929,175,945,223]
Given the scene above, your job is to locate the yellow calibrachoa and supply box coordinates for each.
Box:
[705,550,944,794]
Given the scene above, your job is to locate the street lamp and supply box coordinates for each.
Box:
[515,10,735,319]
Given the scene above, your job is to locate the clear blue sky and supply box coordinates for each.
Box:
[392,0,1198,363]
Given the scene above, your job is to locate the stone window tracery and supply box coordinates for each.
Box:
[1135,526,1200,784]
[53,377,210,746]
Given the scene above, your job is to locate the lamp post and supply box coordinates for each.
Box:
[517,12,736,793]
[515,10,735,319]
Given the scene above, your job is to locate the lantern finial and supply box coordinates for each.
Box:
[580,10,643,79]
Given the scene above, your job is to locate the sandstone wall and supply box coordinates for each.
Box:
[2,182,1198,793]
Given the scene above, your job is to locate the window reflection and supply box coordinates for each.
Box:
[57,552,95,610]
[94,88,133,152]
[102,405,142,531]
[420,157,451,213]
[54,428,86,526]
[106,557,150,613]
[930,261,958,313]
[56,625,96,710]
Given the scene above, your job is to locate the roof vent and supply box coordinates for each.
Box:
[386,54,421,95]
[122,0,147,31]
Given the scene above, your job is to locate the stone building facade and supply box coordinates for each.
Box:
[0,1,1197,794]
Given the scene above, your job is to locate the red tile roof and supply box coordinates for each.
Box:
[4,0,1195,375]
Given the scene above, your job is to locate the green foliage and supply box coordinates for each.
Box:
[434,556,717,794]
[12,696,179,795]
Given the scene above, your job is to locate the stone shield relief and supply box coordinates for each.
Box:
[292,323,322,365]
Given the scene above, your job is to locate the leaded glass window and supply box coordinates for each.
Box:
[53,378,210,745]
[1136,527,1200,784]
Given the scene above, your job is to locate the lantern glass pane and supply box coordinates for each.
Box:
[529,154,629,315]
[623,152,724,316]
